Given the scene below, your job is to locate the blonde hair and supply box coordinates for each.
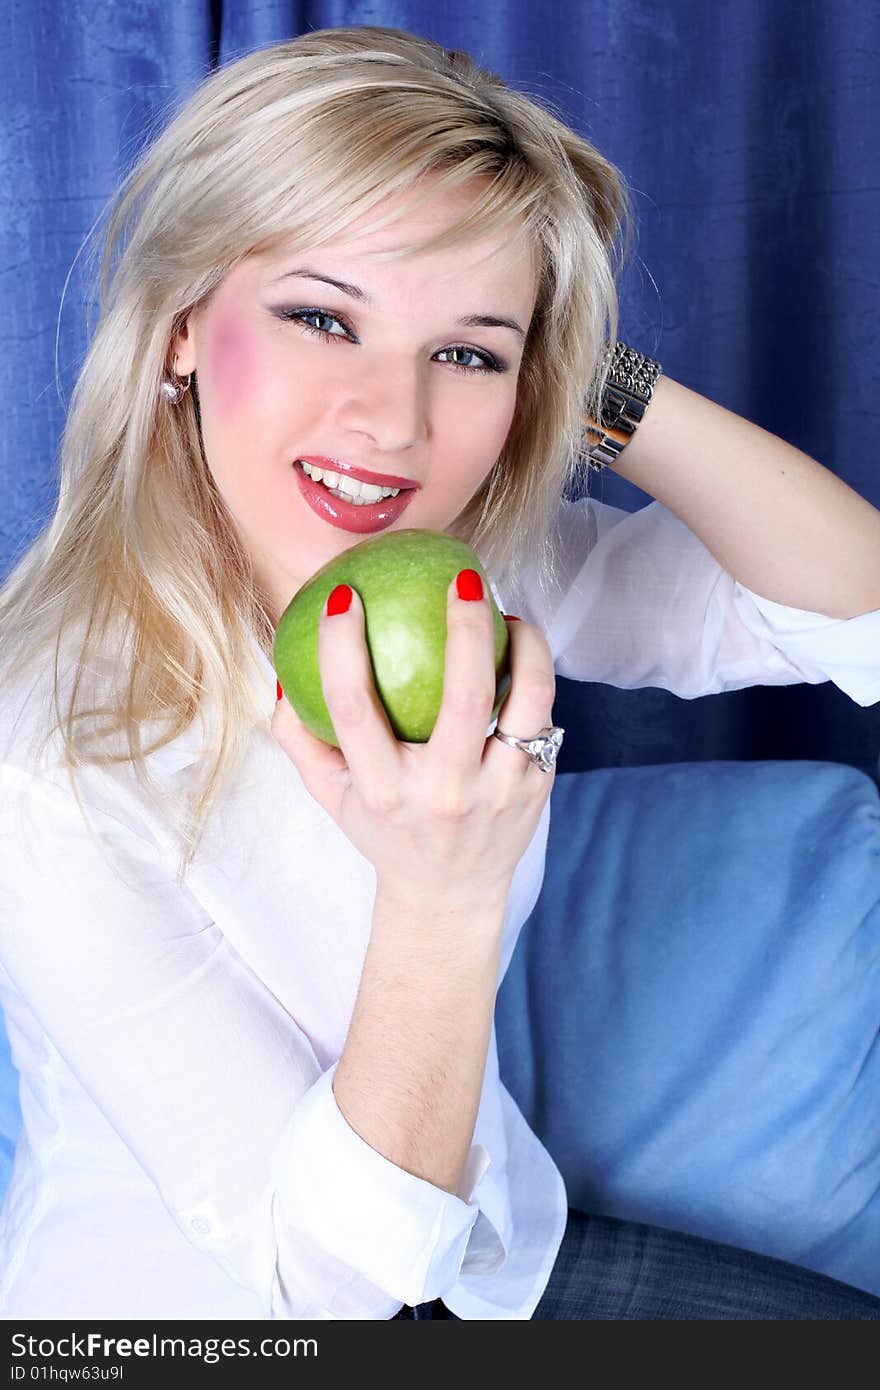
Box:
[0,25,635,883]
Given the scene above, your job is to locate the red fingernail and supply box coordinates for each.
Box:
[504,614,522,621]
[276,679,283,702]
[327,583,352,616]
[456,568,483,601]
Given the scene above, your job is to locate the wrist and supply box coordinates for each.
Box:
[604,370,674,480]
[584,342,665,473]
[372,883,509,947]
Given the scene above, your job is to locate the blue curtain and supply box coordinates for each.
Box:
[2,0,878,779]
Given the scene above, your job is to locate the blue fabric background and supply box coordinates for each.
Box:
[1,0,878,775]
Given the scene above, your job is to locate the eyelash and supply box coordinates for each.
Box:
[273,306,507,376]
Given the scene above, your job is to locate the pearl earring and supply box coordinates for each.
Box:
[161,354,192,404]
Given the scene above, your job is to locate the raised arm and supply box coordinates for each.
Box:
[602,373,880,621]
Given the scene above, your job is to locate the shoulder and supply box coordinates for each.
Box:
[493,491,600,631]
[0,629,208,844]
[0,652,66,781]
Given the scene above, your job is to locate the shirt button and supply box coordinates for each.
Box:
[191,1216,212,1235]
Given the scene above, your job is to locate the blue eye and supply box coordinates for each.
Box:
[435,345,500,374]
[285,308,349,340]
[273,306,506,375]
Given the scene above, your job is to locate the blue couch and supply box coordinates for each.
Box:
[496,758,880,1299]
[2,757,878,1299]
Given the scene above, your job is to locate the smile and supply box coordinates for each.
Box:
[292,460,418,535]
[297,459,401,503]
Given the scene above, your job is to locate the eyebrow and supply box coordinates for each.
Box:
[269,266,527,339]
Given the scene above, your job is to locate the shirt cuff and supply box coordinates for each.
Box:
[733,582,880,708]
[267,1061,491,1308]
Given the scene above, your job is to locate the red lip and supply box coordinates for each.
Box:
[293,460,418,534]
[296,456,419,490]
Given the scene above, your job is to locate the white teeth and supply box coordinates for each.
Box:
[298,460,400,503]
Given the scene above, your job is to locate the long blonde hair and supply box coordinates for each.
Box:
[0,25,634,883]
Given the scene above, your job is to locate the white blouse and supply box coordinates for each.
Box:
[0,496,877,1321]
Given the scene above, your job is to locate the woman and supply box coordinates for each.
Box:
[0,26,878,1321]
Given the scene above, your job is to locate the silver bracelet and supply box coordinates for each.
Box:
[584,342,664,471]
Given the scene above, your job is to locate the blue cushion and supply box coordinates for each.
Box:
[496,760,880,1298]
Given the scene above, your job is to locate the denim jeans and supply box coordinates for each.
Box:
[391,1207,880,1319]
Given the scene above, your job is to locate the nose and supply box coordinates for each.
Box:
[335,360,428,453]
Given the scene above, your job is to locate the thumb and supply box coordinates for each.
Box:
[270,681,350,814]
[270,681,320,758]
[269,681,302,753]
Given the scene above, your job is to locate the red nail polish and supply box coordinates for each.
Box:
[504,614,522,622]
[276,679,283,701]
[327,583,353,616]
[456,569,483,601]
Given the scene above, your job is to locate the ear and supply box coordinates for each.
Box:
[169,314,197,378]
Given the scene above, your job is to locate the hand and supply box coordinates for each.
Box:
[270,575,558,910]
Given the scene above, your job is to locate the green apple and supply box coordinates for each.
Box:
[273,529,511,747]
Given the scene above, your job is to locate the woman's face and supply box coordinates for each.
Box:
[173,180,541,623]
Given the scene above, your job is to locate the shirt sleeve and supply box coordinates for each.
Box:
[502,494,880,707]
[0,760,495,1319]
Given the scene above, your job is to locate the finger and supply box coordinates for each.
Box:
[484,616,558,781]
[270,685,351,816]
[316,583,403,813]
[424,568,500,796]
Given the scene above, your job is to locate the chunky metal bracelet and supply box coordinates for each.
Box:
[583,342,664,472]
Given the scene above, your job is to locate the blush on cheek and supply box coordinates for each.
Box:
[209,312,255,416]
[490,401,518,457]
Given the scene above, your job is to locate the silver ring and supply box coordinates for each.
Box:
[491,725,564,773]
